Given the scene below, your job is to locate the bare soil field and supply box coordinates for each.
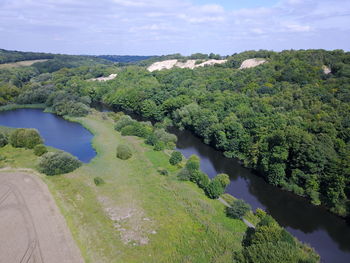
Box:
[0,170,83,263]
[0,59,49,69]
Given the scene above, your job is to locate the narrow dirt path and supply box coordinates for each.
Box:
[218,197,255,229]
[0,170,84,263]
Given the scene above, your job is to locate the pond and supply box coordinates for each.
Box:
[0,109,95,163]
[172,128,350,263]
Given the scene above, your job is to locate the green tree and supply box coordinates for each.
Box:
[205,179,224,199]
[226,199,251,219]
[169,151,182,165]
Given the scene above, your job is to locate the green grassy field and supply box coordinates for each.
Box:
[0,110,249,262]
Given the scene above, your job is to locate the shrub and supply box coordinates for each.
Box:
[115,115,135,131]
[169,151,182,165]
[33,144,48,156]
[154,128,177,144]
[177,168,191,181]
[153,141,165,151]
[38,151,81,175]
[10,128,43,149]
[205,179,225,199]
[226,199,251,219]
[120,122,152,138]
[145,133,158,146]
[94,177,105,186]
[158,169,169,176]
[0,132,8,147]
[116,144,132,160]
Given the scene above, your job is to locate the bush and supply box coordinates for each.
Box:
[115,115,135,131]
[158,169,169,176]
[226,199,251,219]
[94,177,105,186]
[38,151,81,175]
[205,179,225,199]
[120,122,152,138]
[10,128,43,149]
[169,151,182,165]
[116,144,132,160]
[0,132,8,147]
[177,168,191,181]
[153,141,165,151]
[33,144,47,156]
[154,128,177,145]
[145,133,158,146]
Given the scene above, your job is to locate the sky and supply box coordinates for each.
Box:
[0,0,349,55]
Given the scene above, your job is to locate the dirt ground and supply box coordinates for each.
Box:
[0,59,49,69]
[0,170,83,263]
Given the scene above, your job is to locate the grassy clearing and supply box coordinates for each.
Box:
[1,110,249,262]
[0,59,49,69]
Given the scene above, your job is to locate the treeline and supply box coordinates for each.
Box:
[100,49,350,217]
[96,55,154,63]
[0,49,54,64]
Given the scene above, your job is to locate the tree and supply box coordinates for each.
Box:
[215,173,230,188]
[205,179,224,199]
[185,155,200,172]
[226,199,251,219]
[10,128,43,149]
[116,145,132,160]
[169,151,182,165]
[38,151,81,175]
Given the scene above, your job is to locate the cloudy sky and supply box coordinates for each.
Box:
[0,0,349,55]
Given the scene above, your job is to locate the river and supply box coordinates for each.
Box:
[172,128,350,263]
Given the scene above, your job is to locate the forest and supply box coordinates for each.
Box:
[0,48,349,219]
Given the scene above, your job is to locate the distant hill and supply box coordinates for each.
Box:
[0,48,112,73]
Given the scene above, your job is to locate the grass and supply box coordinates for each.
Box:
[0,103,46,112]
[0,110,249,262]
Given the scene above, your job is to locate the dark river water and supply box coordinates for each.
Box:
[0,109,95,162]
[1,108,349,262]
[172,128,350,263]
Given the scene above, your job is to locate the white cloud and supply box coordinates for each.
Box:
[0,0,349,55]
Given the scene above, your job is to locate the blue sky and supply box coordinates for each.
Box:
[0,0,349,55]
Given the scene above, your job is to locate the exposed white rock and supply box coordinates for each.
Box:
[88,73,117,82]
[147,59,227,72]
[323,65,331,75]
[239,58,267,69]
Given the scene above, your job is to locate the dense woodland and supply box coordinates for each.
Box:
[0,49,349,220]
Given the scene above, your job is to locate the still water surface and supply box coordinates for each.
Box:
[0,109,95,162]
